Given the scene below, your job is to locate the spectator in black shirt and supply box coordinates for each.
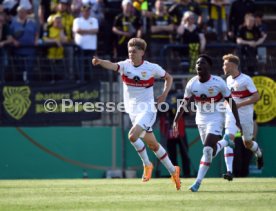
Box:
[112,0,142,59]
[236,13,266,74]
[228,0,255,42]
[254,12,267,34]
[150,0,175,63]
[169,0,202,26]
[177,11,206,73]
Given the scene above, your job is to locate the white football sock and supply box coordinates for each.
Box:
[154,144,175,175]
[196,146,213,184]
[250,141,262,157]
[224,146,234,173]
[131,138,151,166]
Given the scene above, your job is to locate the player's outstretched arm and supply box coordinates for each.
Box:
[92,56,119,71]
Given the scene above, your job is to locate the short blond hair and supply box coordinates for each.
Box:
[128,38,147,51]
[223,54,240,66]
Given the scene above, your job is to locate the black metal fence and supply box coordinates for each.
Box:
[0,44,110,83]
[1,42,275,84]
[160,42,276,77]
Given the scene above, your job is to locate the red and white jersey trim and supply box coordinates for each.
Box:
[231,90,257,98]
[194,92,224,103]
[121,74,154,87]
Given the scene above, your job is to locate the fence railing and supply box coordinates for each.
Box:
[1,42,276,84]
[0,44,107,83]
[160,42,276,76]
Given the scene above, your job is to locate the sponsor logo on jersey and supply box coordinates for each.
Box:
[200,94,207,100]
[133,76,140,82]
[252,76,276,123]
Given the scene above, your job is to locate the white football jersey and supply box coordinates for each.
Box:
[117,59,166,114]
[226,73,257,122]
[184,75,231,124]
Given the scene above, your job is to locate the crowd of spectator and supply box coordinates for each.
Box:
[0,0,270,82]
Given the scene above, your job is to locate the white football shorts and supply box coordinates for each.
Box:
[129,111,157,138]
[197,119,224,145]
[225,109,239,136]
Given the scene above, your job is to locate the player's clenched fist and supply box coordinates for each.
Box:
[92,57,100,66]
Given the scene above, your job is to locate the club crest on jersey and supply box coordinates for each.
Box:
[141,71,147,78]
[208,87,214,95]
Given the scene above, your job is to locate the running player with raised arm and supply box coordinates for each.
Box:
[222,54,263,170]
[173,54,241,192]
[92,38,181,190]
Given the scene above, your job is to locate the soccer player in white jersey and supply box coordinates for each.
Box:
[92,38,181,190]
[173,54,241,192]
[222,54,264,169]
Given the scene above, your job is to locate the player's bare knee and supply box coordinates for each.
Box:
[243,140,253,149]
[128,132,138,143]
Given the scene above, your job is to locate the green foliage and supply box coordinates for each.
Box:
[0,178,275,210]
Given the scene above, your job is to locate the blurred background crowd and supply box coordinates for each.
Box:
[0,0,275,83]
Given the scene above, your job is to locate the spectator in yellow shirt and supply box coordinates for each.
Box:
[43,14,68,81]
[47,0,74,42]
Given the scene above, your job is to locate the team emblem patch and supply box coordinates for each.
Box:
[208,87,214,95]
[141,71,147,78]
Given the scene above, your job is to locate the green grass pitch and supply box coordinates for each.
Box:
[0,178,275,211]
